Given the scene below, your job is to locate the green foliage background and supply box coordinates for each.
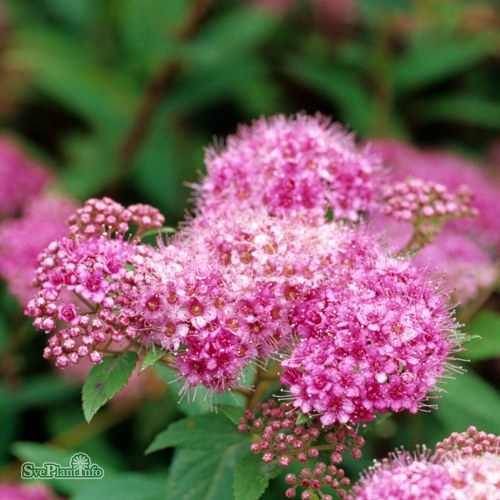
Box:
[0,0,499,498]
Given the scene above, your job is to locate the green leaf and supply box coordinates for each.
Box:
[82,352,138,422]
[435,369,500,434]
[153,364,246,416]
[15,374,79,409]
[464,311,500,361]
[72,473,167,500]
[418,94,500,131]
[234,453,281,500]
[119,0,190,72]
[219,404,245,426]
[284,57,372,135]
[165,445,249,500]
[140,346,169,373]
[394,35,493,92]
[146,413,246,454]
[11,29,136,130]
[191,7,277,63]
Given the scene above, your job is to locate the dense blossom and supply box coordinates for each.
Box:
[197,113,383,223]
[25,198,163,368]
[371,139,500,254]
[0,136,52,217]
[239,399,364,499]
[125,209,349,392]
[281,232,460,426]
[350,452,452,500]
[0,194,77,303]
[350,427,500,500]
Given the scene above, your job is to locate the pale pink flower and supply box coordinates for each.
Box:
[0,136,52,217]
[413,230,498,304]
[0,194,77,303]
[0,482,59,500]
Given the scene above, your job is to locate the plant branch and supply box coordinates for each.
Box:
[117,0,213,167]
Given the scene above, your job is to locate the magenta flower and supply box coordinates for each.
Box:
[197,113,383,223]
[281,231,460,426]
[0,194,77,304]
[0,136,52,217]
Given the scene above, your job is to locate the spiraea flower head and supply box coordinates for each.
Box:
[281,230,461,426]
[0,136,52,217]
[0,194,77,304]
[25,198,162,368]
[350,427,500,500]
[197,113,383,223]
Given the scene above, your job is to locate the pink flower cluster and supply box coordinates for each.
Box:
[197,113,383,223]
[26,114,462,431]
[0,136,52,217]
[239,399,364,499]
[350,427,500,500]
[25,198,163,368]
[0,194,77,304]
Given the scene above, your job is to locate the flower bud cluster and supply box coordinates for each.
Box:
[239,399,364,499]
[371,139,500,254]
[25,198,159,367]
[382,177,477,224]
[434,425,500,459]
[68,197,164,240]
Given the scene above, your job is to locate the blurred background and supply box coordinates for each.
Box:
[0,0,499,498]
